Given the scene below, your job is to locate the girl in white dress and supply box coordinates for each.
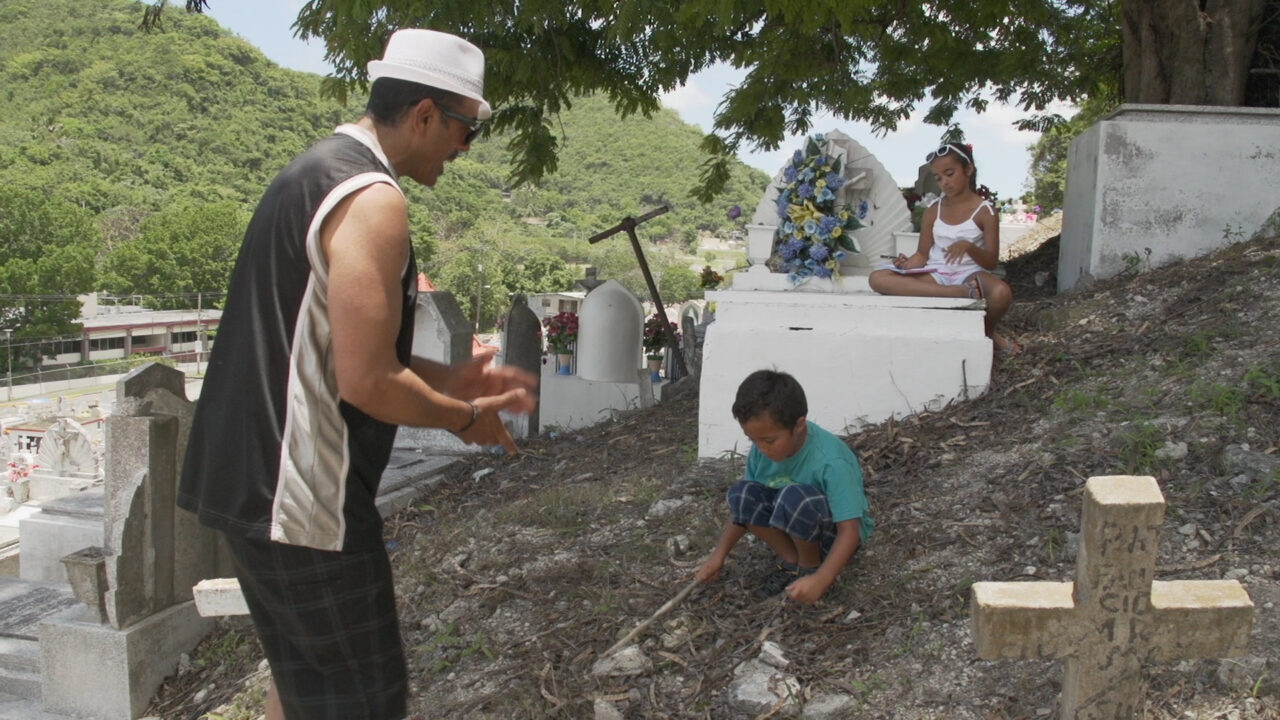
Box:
[869,142,1020,356]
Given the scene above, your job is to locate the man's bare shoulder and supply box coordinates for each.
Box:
[346,180,407,214]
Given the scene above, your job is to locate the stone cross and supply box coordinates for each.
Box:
[971,475,1253,719]
[576,266,605,293]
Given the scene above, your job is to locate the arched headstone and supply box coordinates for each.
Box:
[749,130,911,270]
[577,280,643,383]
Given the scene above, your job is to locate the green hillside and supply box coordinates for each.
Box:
[0,0,767,337]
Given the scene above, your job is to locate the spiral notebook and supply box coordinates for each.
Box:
[879,265,937,275]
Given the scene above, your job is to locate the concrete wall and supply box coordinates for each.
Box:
[1059,104,1280,291]
[1060,122,1103,291]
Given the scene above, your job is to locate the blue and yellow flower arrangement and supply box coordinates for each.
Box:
[773,134,863,282]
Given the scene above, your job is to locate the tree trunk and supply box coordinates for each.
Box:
[1122,0,1266,105]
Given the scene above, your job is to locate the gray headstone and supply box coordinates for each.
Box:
[412,291,472,367]
[116,363,187,417]
[681,315,699,379]
[913,163,941,198]
[103,413,178,628]
[502,294,542,437]
[99,363,218,628]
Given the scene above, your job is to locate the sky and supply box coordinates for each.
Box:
[205,0,1058,201]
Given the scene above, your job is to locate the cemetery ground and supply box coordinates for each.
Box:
[153,229,1279,719]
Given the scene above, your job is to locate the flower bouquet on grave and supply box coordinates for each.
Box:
[642,313,679,381]
[7,457,37,503]
[544,311,578,374]
[543,311,579,354]
[642,313,681,360]
[699,265,724,290]
[773,134,864,284]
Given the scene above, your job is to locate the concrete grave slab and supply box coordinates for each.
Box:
[699,290,989,458]
[0,580,78,638]
[18,489,105,583]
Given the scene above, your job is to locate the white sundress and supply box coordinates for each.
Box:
[924,198,992,286]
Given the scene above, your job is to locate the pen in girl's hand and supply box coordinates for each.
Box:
[879,254,897,259]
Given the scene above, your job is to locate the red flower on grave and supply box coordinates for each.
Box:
[642,313,680,358]
[543,312,578,354]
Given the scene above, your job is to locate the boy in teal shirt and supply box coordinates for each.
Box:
[697,370,874,603]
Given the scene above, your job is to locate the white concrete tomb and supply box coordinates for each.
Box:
[1059,104,1280,291]
[539,280,654,432]
[698,132,991,458]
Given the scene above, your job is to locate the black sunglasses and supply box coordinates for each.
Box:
[926,143,971,165]
[437,104,485,144]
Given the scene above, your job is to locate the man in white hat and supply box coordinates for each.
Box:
[179,29,534,720]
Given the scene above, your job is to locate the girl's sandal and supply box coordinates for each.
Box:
[965,275,984,300]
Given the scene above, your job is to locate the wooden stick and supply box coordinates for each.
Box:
[602,577,700,657]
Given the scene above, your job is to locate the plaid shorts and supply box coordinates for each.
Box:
[727,480,838,557]
[223,534,407,720]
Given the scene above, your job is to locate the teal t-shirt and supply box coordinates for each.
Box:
[746,421,875,542]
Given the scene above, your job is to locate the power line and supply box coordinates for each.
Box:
[0,292,227,301]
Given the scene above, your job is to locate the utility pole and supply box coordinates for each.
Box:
[195,292,203,375]
[3,328,12,402]
[474,262,484,333]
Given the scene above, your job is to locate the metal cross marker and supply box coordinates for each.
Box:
[587,206,688,377]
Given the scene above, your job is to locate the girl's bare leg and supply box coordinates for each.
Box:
[868,270,968,298]
[971,272,1021,353]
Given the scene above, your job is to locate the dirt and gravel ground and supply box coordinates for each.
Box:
[150,228,1280,719]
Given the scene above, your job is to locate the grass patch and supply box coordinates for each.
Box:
[413,624,495,674]
[1052,388,1110,414]
[1117,421,1164,474]
[1188,380,1248,422]
[492,481,615,533]
[1245,359,1280,399]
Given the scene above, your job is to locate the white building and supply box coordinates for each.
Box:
[526,291,585,322]
[37,294,220,367]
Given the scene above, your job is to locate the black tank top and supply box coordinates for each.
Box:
[179,128,416,552]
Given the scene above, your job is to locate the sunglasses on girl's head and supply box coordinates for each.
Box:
[437,104,485,144]
[926,144,972,165]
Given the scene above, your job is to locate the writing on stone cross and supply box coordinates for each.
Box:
[587,205,688,377]
[971,475,1253,719]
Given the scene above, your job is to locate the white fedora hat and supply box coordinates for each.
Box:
[368,29,491,120]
